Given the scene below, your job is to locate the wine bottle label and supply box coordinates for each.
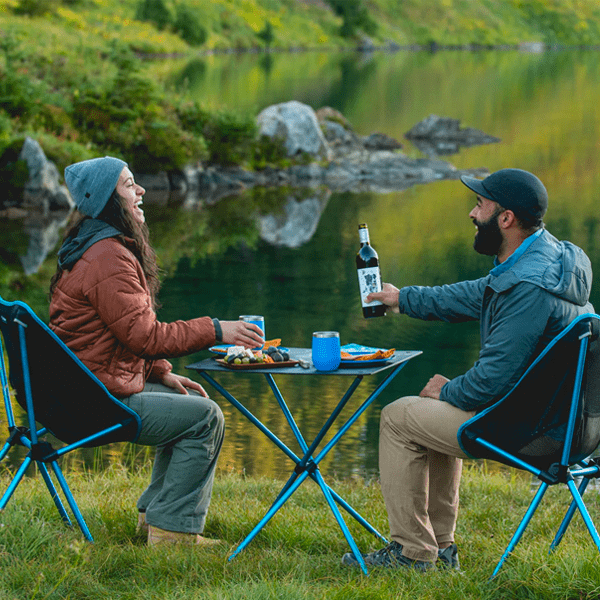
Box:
[358,267,383,307]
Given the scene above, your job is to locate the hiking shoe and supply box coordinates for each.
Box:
[341,541,435,571]
[437,543,460,570]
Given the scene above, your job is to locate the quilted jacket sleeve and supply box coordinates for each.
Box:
[81,241,216,359]
[398,277,488,322]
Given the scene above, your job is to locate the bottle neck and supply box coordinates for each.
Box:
[359,228,370,245]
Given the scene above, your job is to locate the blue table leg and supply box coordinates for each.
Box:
[228,470,310,560]
[198,368,394,562]
[312,467,368,575]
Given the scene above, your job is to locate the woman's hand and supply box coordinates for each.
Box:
[162,373,208,397]
[220,320,264,348]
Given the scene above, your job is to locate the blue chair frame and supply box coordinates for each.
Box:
[0,297,142,541]
[459,313,600,578]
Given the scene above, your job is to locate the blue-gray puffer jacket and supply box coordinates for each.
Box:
[398,230,593,412]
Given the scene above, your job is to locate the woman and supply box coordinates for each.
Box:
[49,156,264,546]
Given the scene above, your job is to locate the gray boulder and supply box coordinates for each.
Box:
[405,115,500,157]
[363,132,402,151]
[19,137,73,213]
[257,101,332,161]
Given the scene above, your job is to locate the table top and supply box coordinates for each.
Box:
[186,348,422,376]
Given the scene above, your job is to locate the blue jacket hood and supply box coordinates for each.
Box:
[489,230,592,307]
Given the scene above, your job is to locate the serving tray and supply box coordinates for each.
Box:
[215,359,299,370]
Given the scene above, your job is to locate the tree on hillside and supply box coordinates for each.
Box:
[257,21,275,48]
[135,0,173,31]
[13,0,54,16]
[326,0,377,38]
[173,4,207,47]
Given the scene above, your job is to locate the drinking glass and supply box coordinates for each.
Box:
[312,331,341,371]
[239,315,265,350]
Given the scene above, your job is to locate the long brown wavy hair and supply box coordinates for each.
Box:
[49,191,162,309]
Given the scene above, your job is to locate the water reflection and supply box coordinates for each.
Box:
[2,49,600,481]
[257,188,330,248]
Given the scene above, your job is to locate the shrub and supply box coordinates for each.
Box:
[0,36,46,121]
[135,0,173,31]
[13,0,55,16]
[202,110,258,167]
[257,20,275,47]
[173,4,207,47]
[0,138,29,209]
[326,0,377,38]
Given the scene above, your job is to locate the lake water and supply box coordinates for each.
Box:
[4,48,600,480]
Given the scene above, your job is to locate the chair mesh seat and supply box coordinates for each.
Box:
[0,296,142,541]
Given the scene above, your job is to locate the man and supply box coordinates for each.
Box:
[342,168,593,571]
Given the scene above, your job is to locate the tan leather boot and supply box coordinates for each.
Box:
[147,525,223,547]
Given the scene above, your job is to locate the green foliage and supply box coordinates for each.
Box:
[251,134,290,170]
[326,0,378,38]
[69,43,205,171]
[173,4,208,47]
[512,0,600,45]
[0,35,46,121]
[135,0,173,31]
[202,110,258,167]
[0,138,28,209]
[12,0,55,16]
[257,20,275,47]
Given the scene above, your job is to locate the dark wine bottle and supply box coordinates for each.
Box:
[356,223,386,318]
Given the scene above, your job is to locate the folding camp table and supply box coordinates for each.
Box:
[187,347,421,574]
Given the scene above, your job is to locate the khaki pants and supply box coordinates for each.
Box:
[379,396,475,562]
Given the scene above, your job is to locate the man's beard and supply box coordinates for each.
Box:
[473,209,504,256]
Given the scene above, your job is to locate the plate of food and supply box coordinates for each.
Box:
[216,358,298,370]
[214,345,296,369]
[339,344,395,367]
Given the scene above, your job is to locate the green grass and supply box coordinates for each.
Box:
[1,459,600,599]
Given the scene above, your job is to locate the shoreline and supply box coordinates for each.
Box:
[138,40,600,60]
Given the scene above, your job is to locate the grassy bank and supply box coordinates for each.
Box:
[1,459,600,599]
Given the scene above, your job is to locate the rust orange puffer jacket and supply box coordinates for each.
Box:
[49,237,216,398]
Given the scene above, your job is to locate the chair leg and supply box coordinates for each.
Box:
[564,478,600,551]
[550,476,591,551]
[0,455,33,510]
[37,461,72,527]
[490,481,549,579]
[49,461,94,542]
[0,440,11,462]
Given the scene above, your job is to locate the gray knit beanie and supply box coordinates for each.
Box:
[64,156,127,218]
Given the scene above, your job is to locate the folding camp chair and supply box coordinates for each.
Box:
[459,313,600,578]
[0,296,142,541]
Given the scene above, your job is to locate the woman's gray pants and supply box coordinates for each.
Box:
[121,383,225,534]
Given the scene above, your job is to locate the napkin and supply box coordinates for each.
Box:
[340,347,395,361]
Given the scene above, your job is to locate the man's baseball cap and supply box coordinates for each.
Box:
[460,168,548,222]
